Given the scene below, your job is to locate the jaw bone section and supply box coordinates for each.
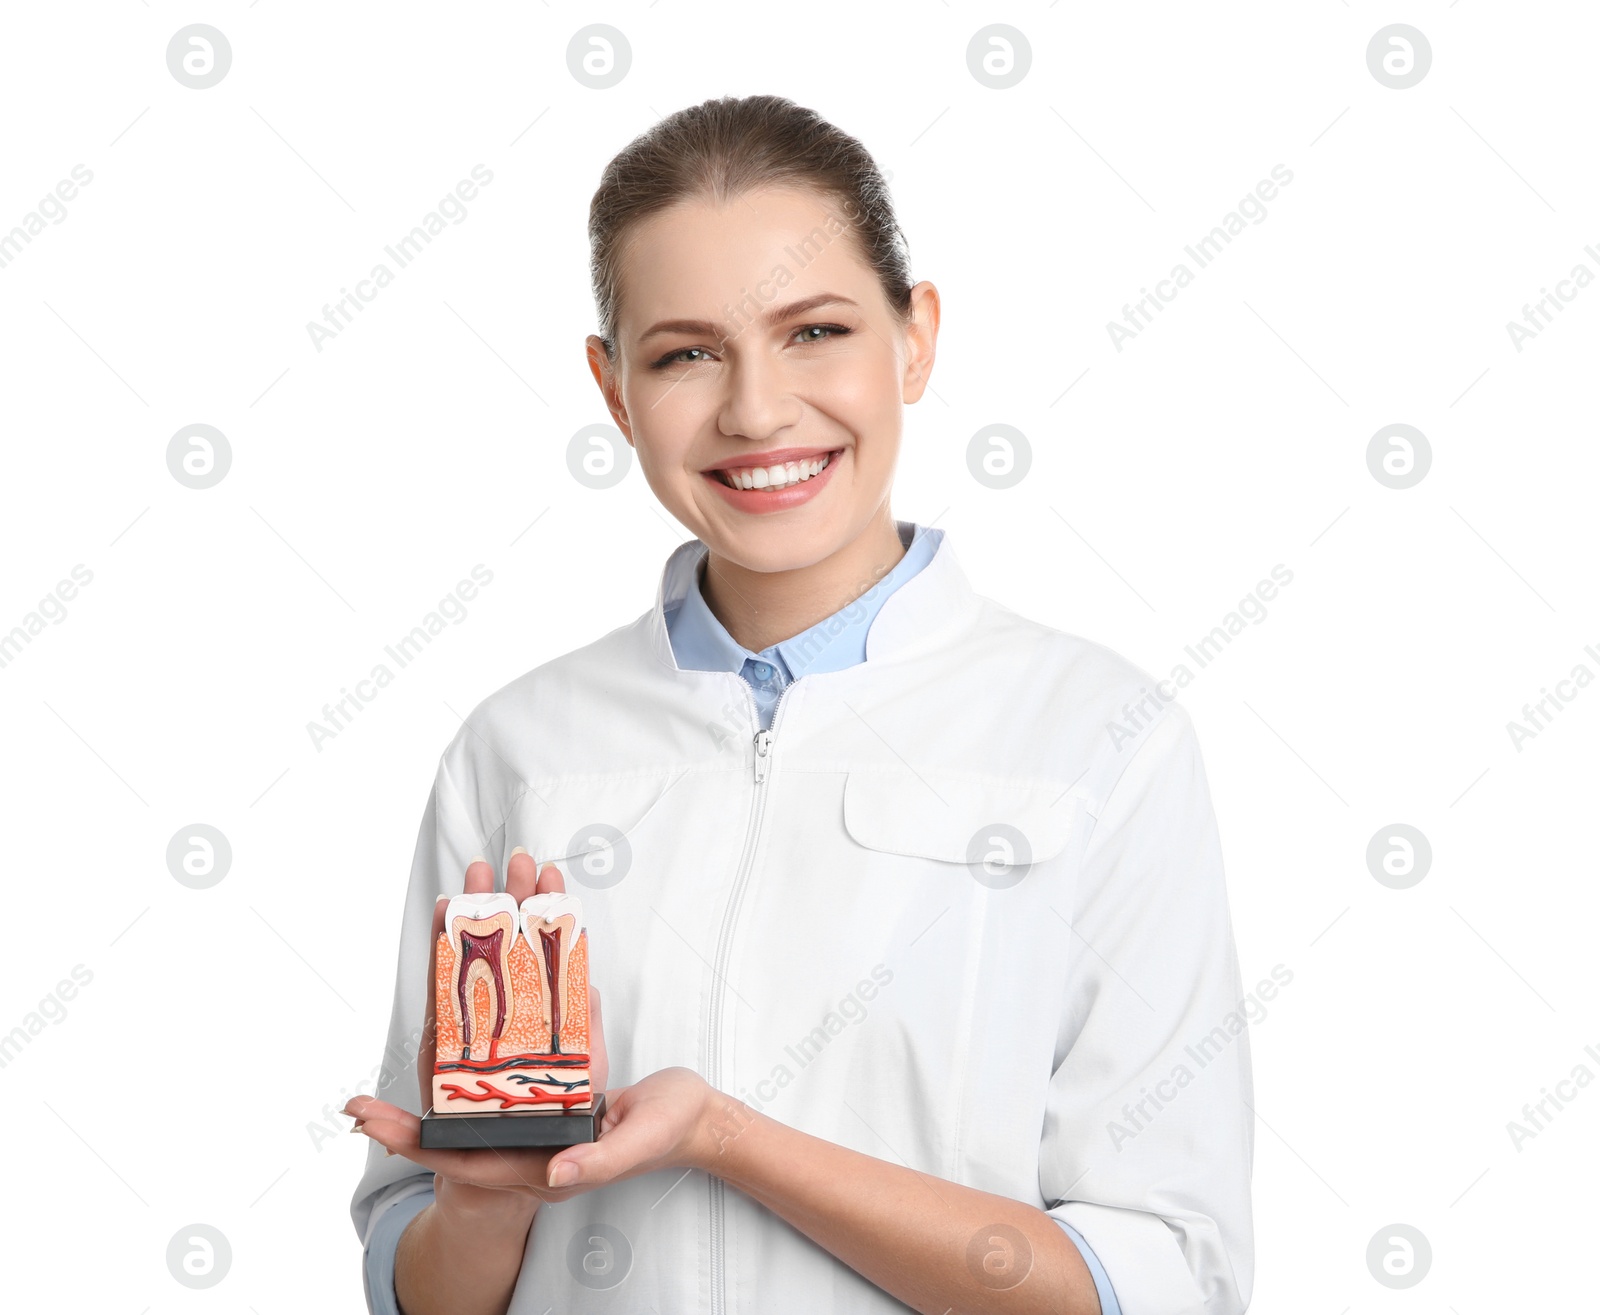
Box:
[442,891,518,1062]
[520,892,585,1055]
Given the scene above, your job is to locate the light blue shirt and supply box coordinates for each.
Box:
[362,520,1120,1315]
[664,519,942,731]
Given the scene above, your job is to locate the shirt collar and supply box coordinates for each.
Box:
[648,520,977,675]
[667,521,943,679]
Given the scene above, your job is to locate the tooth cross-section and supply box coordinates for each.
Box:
[443,891,518,1062]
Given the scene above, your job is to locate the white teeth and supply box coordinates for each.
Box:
[719,452,831,491]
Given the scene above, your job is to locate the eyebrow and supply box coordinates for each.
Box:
[637,293,859,344]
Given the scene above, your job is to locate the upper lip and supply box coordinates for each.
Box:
[702,446,842,474]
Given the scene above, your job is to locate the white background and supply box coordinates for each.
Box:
[1,2,1596,1310]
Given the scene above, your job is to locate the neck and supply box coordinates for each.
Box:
[699,512,908,653]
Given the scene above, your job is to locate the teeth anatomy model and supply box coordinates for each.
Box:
[430,889,593,1114]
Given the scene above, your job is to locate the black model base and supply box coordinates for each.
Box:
[419,1093,607,1150]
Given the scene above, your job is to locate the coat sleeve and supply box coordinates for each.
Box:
[1054,1218,1124,1314]
[361,1183,436,1315]
[1039,702,1255,1315]
[349,746,490,1265]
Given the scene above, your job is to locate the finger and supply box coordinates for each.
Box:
[589,985,608,1095]
[346,1095,420,1162]
[545,1102,657,1189]
[464,855,495,895]
[534,860,566,896]
[349,1098,555,1191]
[346,1094,411,1127]
[419,894,448,1112]
[506,847,538,903]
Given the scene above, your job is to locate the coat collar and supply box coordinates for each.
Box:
[646,519,983,674]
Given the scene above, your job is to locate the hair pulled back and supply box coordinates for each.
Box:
[588,94,913,356]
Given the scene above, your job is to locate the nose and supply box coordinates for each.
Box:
[716,348,802,442]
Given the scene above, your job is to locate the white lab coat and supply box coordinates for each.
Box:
[351,528,1254,1314]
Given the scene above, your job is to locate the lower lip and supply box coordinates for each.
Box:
[702,449,844,513]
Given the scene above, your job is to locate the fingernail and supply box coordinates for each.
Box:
[384,1146,397,1158]
[350,1120,367,1134]
[547,1160,579,1188]
[511,846,528,857]
[470,854,487,865]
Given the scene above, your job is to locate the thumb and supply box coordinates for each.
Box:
[545,1101,635,1188]
[546,1143,602,1189]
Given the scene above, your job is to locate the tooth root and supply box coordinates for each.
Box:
[441,892,518,1063]
[521,893,587,1055]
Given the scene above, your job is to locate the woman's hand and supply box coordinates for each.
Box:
[344,851,614,1206]
[544,1066,723,1189]
[346,852,726,1204]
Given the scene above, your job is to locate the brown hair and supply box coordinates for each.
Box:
[588,94,914,357]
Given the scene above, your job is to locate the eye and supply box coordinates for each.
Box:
[649,323,852,370]
[793,323,851,344]
[651,345,715,369]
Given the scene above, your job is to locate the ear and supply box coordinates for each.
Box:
[586,334,636,447]
[899,281,941,405]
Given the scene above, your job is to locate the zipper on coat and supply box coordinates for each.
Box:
[708,678,796,1315]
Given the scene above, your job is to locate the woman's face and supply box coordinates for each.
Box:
[587,185,938,574]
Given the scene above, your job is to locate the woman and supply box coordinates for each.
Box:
[347,94,1254,1315]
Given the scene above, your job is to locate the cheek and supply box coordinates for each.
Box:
[810,349,902,425]
[624,378,703,454]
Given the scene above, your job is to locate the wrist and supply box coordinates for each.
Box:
[691,1085,760,1177]
[432,1175,542,1233]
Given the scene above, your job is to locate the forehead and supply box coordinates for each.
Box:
[616,185,875,329]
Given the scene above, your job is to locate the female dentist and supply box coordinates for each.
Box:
[346,94,1254,1315]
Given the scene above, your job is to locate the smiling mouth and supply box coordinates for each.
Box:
[711,450,840,491]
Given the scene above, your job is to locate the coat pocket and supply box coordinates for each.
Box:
[841,768,1084,878]
[512,769,686,888]
[825,770,1090,1180]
